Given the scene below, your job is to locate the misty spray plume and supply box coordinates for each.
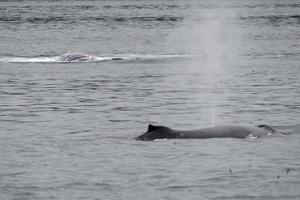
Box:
[167,3,242,126]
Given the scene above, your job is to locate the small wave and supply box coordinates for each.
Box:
[242,52,300,59]
[0,54,196,63]
[0,16,183,24]
[240,15,300,25]
[104,4,180,10]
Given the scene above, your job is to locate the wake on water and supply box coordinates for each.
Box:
[0,53,196,63]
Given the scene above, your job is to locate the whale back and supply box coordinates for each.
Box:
[183,125,257,139]
[57,53,96,62]
[135,124,284,140]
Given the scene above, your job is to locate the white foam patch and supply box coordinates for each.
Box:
[154,138,168,141]
[0,56,59,63]
[245,133,258,139]
[95,54,195,62]
[0,54,199,63]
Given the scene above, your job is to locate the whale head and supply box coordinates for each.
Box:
[135,124,176,141]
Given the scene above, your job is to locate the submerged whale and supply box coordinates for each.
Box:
[57,53,96,62]
[135,124,286,140]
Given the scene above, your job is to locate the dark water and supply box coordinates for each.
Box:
[1,0,300,199]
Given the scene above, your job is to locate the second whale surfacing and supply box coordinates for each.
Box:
[135,124,287,141]
[57,53,96,62]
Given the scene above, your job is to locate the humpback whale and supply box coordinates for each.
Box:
[57,53,96,62]
[135,124,286,140]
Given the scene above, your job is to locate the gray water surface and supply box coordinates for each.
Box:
[0,0,300,199]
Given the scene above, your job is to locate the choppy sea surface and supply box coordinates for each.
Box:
[1,0,300,199]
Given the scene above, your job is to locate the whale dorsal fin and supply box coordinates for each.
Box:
[148,124,158,132]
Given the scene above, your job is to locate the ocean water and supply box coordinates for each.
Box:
[1,0,300,199]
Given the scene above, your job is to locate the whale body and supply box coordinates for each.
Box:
[57,53,96,62]
[135,124,285,140]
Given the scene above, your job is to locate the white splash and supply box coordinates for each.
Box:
[0,54,197,63]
